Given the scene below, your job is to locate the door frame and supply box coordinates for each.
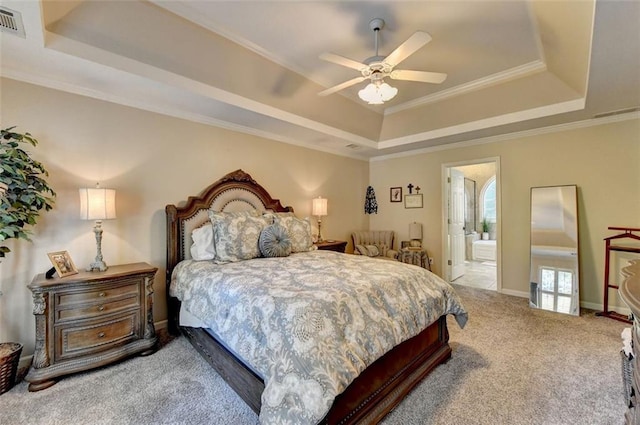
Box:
[441,157,502,291]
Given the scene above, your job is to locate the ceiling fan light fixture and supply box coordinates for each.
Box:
[358,81,398,104]
[319,18,445,100]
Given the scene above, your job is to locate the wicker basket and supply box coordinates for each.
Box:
[0,342,22,395]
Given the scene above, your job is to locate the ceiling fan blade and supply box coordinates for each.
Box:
[318,76,366,96]
[319,53,368,71]
[390,69,447,84]
[384,31,432,68]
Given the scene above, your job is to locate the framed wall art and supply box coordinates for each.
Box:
[404,194,423,209]
[390,187,402,202]
[47,250,78,277]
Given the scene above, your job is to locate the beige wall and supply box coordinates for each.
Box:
[370,118,640,309]
[0,78,369,353]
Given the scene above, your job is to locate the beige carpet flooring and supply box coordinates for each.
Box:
[0,284,629,424]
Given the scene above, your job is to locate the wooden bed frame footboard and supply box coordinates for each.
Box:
[165,169,452,424]
[180,317,450,424]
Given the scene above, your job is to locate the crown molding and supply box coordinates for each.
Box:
[385,60,547,115]
[370,110,640,162]
[379,98,584,149]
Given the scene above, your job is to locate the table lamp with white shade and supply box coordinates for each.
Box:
[409,222,423,249]
[79,184,116,271]
[312,197,328,243]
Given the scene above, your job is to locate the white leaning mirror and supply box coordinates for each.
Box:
[529,185,580,315]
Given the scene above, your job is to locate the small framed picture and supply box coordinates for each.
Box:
[404,194,423,209]
[390,187,402,203]
[47,251,78,278]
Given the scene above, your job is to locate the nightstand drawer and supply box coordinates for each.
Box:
[57,295,140,322]
[57,280,140,307]
[56,312,140,361]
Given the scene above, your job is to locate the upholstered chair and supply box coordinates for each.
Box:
[351,230,398,260]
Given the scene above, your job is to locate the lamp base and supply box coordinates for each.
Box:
[87,260,108,272]
[88,221,108,272]
[316,218,324,243]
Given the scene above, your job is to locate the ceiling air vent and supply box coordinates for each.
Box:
[345,144,362,150]
[0,6,26,38]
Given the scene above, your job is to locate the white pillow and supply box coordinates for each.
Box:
[190,223,215,261]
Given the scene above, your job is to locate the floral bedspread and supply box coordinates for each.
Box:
[171,250,467,424]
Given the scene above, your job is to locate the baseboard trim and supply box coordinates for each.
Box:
[499,289,529,298]
[497,290,632,318]
[18,319,170,370]
[581,301,631,317]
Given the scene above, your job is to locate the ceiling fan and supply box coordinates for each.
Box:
[318,18,447,104]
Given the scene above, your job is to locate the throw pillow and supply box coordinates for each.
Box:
[209,211,269,263]
[375,243,389,257]
[365,245,380,257]
[263,211,294,225]
[259,223,292,258]
[275,215,315,253]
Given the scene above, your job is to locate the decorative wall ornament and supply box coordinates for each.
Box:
[364,186,378,214]
[404,194,423,209]
[390,187,402,202]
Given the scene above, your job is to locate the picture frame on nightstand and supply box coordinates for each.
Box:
[47,250,78,277]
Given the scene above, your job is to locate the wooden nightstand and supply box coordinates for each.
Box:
[25,262,157,391]
[315,240,347,253]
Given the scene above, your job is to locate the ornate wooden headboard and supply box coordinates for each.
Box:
[164,169,293,333]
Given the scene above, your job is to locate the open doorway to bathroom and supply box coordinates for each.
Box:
[442,158,500,291]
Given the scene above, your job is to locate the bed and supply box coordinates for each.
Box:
[166,169,467,424]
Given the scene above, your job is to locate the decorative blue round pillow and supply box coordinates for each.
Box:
[259,223,292,258]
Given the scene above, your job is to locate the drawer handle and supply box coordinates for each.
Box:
[98,332,105,338]
[98,292,106,297]
[98,305,105,312]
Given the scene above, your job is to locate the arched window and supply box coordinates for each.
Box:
[480,176,496,223]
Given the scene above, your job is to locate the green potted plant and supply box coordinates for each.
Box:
[0,126,55,394]
[481,217,490,240]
